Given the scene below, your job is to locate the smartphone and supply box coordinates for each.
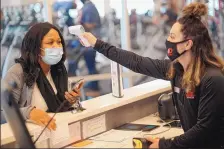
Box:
[142,125,159,132]
[163,120,181,128]
[72,79,84,92]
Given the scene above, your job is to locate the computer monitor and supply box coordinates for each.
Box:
[1,82,35,148]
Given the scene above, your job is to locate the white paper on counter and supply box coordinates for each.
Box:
[69,121,81,141]
[50,121,70,146]
[82,114,106,139]
[65,142,105,148]
[33,127,50,143]
[90,129,140,143]
[120,139,134,148]
[103,141,127,148]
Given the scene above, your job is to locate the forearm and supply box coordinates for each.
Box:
[159,124,219,148]
[94,39,170,79]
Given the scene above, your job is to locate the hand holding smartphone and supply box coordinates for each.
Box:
[72,79,86,111]
[65,79,84,105]
[72,79,84,93]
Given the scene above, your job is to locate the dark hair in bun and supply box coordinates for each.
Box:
[182,2,208,20]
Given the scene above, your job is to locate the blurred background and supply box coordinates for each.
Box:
[1,0,224,100]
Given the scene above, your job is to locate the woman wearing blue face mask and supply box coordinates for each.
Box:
[81,2,224,148]
[2,22,84,129]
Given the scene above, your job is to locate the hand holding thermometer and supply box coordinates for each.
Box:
[68,25,91,47]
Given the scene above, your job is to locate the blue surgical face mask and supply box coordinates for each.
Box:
[41,47,63,65]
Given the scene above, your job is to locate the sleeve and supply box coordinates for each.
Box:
[159,75,224,148]
[2,66,35,120]
[94,39,171,80]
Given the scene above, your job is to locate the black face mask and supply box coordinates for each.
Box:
[166,39,189,61]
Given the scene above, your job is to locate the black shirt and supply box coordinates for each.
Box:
[94,40,224,148]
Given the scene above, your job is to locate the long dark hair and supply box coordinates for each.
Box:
[167,2,224,92]
[16,22,66,87]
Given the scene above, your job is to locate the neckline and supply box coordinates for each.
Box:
[174,62,184,76]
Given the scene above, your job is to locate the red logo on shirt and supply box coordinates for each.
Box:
[168,48,173,56]
[186,91,195,99]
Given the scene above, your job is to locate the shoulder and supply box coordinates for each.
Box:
[3,63,24,84]
[83,3,95,11]
[198,68,224,110]
[201,67,224,90]
[82,4,89,11]
[6,63,24,76]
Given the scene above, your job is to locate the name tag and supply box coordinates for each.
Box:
[174,86,180,94]
[186,91,195,99]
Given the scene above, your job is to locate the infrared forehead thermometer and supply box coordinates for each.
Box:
[68,25,91,47]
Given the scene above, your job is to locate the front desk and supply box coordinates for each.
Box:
[1,79,183,148]
[66,115,184,148]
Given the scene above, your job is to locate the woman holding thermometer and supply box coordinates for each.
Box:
[78,2,224,148]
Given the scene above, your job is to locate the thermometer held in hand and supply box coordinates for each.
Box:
[68,25,91,47]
